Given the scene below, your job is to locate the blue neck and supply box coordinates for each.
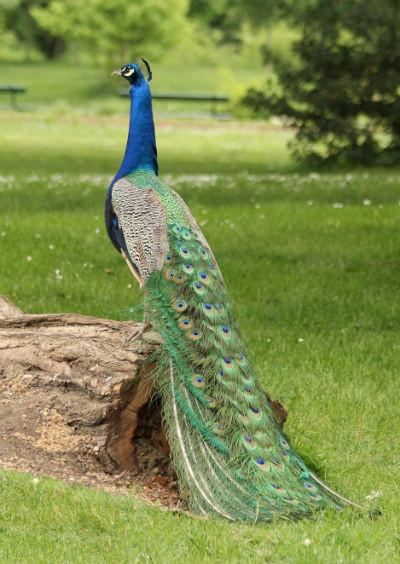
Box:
[113,80,158,183]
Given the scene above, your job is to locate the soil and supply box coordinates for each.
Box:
[0,376,182,509]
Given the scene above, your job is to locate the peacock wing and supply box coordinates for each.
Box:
[111,176,169,284]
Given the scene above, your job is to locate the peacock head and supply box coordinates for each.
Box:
[112,59,152,85]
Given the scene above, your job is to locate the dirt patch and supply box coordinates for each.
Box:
[0,380,182,509]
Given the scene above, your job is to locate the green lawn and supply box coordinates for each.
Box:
[0,59,268,115]
[0,110,399,563]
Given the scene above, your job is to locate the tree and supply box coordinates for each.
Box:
[188,0,281,45]
[0,0,65,60]
[32,0,188,64]
[244,0,400,164]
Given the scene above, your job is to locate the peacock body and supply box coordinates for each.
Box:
[105,61,355,522]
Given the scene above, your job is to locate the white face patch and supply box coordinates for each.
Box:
[124,68,135,77]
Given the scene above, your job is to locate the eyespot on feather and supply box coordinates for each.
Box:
[172,224,182,236]
[178,317,192,331]
[178,245,191,259]
[181,229,192,241]
[248,406,263,422]
[192,374,205,388]
[192,281,206,296]
[255,457,271,472]
[182,263,194,275]
[188,329,202,341]
[173,298,188,313]
[164,269,175,281]
[198,246,209,260]
[198,270,210,284]
[242,435,258,451]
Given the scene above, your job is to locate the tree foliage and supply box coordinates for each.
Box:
[244,0,400,164]
[32,0,188,64]
[188,0,280,45]
[0,0,64,59]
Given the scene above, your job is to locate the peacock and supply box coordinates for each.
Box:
[105,60,359,522]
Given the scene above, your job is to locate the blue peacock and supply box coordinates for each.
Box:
[105,60,358,522]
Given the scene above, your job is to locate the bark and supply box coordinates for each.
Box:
[0,295,174,491]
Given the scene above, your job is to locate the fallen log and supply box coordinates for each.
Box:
[0,295,181,504]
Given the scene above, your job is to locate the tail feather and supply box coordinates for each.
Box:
[143,215,357,521]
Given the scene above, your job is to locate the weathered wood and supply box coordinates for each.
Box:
[0,295,178,496]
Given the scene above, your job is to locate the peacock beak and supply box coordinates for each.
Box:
[111,69,122,76]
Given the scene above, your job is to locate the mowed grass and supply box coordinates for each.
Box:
[0,111,399,563]
[0,59,268,115]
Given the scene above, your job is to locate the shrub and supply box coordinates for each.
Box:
[244,0,400,164]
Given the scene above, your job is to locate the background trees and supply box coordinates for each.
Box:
[244,0,400,164]
[31,0,189,64]
[0,0,64,60]
[0,0,398,164]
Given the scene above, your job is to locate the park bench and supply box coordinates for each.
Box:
[0,85,27,109]
[119,90,230,117]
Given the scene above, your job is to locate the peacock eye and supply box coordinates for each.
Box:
[123,66,135,77]
[192,374,205,388]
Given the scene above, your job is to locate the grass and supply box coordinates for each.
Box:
[0,108,399,563]
[0,58,268,116]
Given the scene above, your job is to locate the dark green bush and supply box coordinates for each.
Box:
[244,0,400,164]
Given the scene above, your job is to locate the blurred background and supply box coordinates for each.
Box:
[0,0,399,164]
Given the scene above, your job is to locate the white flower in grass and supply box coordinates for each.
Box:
[307,200,314,206]
[1,231,6,237]
[49,244,54,250]
[32,477,40,485]
[95,227,100,234]
[298,338,304,343]
[363,199,371,206]
[303,538,312,546]
[333,202,344,209]
[127,284,132,289]
[26,255,32,262]
[54,269,63,281]
[365,490,382,500]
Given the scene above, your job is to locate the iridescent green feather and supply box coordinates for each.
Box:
[126,170,354,521]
